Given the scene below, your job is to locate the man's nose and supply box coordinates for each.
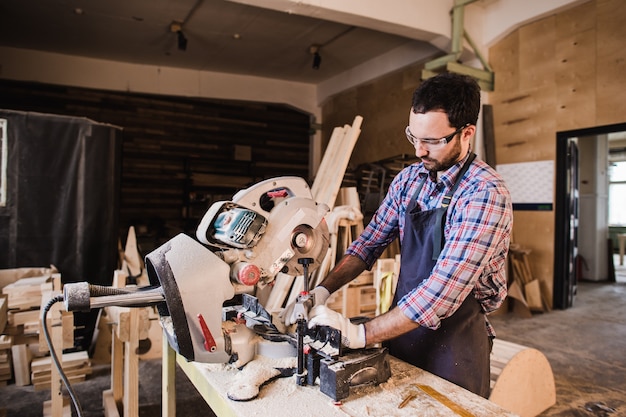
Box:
[414,142,429,158]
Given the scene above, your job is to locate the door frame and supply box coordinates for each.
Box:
[554,122,626,309]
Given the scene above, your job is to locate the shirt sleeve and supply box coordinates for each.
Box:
[397,181,512,330]
[345,171,408,269]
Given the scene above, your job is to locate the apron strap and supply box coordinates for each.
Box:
[432,153,476,260]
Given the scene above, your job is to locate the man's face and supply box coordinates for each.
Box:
[407,110,472,172]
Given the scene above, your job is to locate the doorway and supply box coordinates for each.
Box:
[554,122,626,309]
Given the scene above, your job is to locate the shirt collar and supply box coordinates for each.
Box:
[418,151,473,189]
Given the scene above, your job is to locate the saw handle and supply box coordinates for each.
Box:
[197,313,217,352]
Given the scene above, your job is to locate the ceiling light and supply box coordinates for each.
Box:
[309,45,321,70]
[170,21,187,51]
[177,31,188,51]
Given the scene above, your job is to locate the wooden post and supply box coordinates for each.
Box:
[111,325,124,408]
[123,308,139,417]
[162,331,176,417]
[49,321,64,417]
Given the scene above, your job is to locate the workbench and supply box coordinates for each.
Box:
[162,337,519,417]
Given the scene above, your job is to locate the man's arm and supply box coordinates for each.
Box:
[363,307,420,344]
[318,254,368,294]
[308,305,420,348]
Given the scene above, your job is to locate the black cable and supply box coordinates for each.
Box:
[41,295,84,417]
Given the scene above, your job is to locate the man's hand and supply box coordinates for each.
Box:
[307,305,366,349]
[279,286,330,326]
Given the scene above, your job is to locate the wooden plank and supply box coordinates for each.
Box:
[8,309,40,327]
[43,397,70,417]
[11,344,31,386]
[123,308,140,417]
[103,389,121,417]
[2,276,51,310]
[105,306,151,342]
[111,327,124,407]
[0,297,7,334]
[162,334,176,417]
[0,335,13,350]
[312,116,363,210]
[50,320,65,417]
[30,351,90,373]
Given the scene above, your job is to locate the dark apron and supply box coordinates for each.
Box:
[387,153,491,398]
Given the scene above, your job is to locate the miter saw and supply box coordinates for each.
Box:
[61,176,390,402]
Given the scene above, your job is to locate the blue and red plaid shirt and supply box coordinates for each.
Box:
[347,153,512,337]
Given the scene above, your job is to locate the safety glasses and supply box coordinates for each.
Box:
[405,123,469,150]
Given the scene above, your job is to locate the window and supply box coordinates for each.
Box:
[609,160,626,225]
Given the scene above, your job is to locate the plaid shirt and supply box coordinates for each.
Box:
[347,154,512,337]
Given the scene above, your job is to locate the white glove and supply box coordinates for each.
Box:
[279,286,330,326]
[307,305,366,349]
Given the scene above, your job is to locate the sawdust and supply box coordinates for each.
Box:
[195,356,518,416]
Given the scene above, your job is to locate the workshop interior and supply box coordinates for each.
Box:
[1,1,626,417]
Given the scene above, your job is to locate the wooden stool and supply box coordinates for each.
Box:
[490,339,556,417]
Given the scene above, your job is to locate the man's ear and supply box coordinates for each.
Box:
[461,124,476,142]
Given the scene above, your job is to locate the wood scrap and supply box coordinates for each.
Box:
[11,344,31,386]
[31,351,92,391]
[0,335,12,385]
[489,339,556,417]
[2,276,52,310]
[104,306,151,343]
[508,244,545,313]
[0,296,7,334]
[311,115,363,210]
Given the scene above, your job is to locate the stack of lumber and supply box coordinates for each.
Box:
[327,270,377,318]
[0,334,11,385]
[508,244,550,314]
[0,267,87,392]
[1,272,55,386]
[31,351,92,390]
[311,115,363,211]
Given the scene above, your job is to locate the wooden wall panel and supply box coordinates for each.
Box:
[554,28,597,132]
[322,62,425,168]
[510,211,556,297]
[0,80,311,251]
[596,0,626,125]
[489,0,626,308]
[489,31,520,94]
[492,85,557,165]
[519,18,557,91]
[555,2,597,131]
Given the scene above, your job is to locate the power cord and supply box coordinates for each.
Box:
[41,295,84,417]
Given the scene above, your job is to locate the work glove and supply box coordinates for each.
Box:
[279,286,330,326]
[308,305,366,349]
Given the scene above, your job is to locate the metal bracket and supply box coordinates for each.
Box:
[422,0,495,91]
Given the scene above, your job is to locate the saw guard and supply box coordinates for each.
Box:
[145,233,234,363]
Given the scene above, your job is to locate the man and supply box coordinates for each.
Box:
[282,72,512,397]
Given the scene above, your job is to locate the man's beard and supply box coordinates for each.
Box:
[421,138,463,172]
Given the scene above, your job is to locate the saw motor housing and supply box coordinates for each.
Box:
[146,176,330,366]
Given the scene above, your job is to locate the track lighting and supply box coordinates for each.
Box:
[177,30,188,51]
[309,45,321,70]
[170,20,187,52]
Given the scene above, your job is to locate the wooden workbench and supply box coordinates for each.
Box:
[162,336,519,417]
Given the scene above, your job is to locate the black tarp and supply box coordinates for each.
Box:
[0,109,122,349]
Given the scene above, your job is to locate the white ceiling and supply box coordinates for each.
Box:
[0,0,434,84]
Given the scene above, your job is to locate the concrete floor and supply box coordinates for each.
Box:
[488,255,626,417]
[1,257,625,417]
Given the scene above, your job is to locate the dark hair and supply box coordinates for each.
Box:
[411,72,481,128]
